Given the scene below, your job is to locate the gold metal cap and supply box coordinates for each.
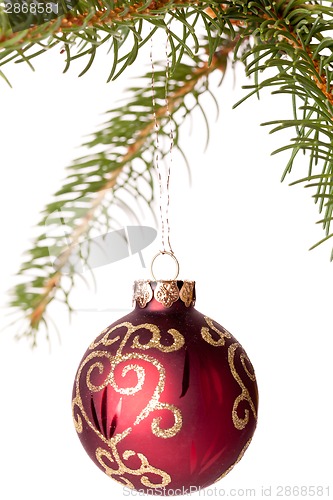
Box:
[133,280,196,309]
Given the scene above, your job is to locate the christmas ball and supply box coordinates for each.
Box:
[72,280,258,494]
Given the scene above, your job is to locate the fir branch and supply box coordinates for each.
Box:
[9,50,226,344]
[0,1,225,80]
[220,0,333,257]
[6,0,333,346]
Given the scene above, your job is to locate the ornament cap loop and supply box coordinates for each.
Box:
[150,251,180,281]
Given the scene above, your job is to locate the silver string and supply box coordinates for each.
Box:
[150,28,174,255]
[164,26,174,254]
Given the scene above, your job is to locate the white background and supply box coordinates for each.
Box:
[0,26,332,500]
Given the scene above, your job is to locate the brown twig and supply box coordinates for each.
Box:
[0,0,197,45]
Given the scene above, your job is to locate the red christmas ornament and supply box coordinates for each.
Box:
[72,280,258,494]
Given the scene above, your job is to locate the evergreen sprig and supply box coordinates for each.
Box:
[8,49,226,344]
[4,1,333,342]
[223,0,333,258]
[0,1,225,81]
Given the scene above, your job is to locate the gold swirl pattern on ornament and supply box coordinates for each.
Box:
[73,412,83,434]
[96,446,171,489]
[151,403,183,438]
[228,343,257,430]
[240,352,256,381]
[72,350,132,444]
[201,316,232,346]
[90,321,184,353]
[72,321,185,488]
[132,326,184,352]
[215,438,252,482]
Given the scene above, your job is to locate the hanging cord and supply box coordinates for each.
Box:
[150,28,174,255]
[150,26,179,280]
[164,26,174,255]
